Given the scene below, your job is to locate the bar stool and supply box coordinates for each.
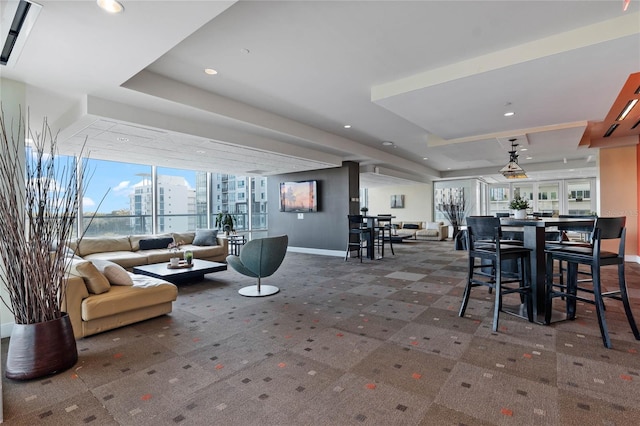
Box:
[544,216,640,348]
[345,214,371,262]
[459,221,533,332]
[375,214,394,258]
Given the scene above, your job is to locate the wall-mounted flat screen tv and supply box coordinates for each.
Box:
[279,180,318,212]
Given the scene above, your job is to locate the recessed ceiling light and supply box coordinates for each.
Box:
[204,68,218,75]
[504,112,515,117]
[526,156,532,160]
[196,150,206,154]
[96,0,124,14]
[240,48,250,54]
[343,124,351,129]
[423,157,428,160]
[520,148,527,151]
[381,141,393,146]
[116,137,129,142]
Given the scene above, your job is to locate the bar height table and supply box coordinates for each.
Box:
[499,217,595,323]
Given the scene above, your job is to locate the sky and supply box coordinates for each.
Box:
[82,159,196,214]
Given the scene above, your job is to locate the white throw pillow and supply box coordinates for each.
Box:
[426,222,440,230]
[91,260,134,286]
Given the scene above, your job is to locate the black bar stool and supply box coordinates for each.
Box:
[375,214,394,258]
[345,214,371,262]
[544,216,640,348]
[459,219,533,332]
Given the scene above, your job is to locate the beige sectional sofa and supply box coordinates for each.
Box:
[393,221,449,241]
[68,231,228,268]
[63,230,228,338]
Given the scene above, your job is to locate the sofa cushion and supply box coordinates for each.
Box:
[91,260,134,286]
[193,229,219,246]
[75,236,132,257]
[181,244,226,259]
[74,261,111,294]
[172,232,195,245]
[81,278,177,321]
[139,237,174,250]
[426,222,442,230]
[83,251,150,269]
[129,234,172,251]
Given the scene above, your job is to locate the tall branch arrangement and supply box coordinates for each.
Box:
[0,110,88,324]
[436,192,469,228]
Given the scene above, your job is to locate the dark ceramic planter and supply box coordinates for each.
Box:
[5,312,78,381]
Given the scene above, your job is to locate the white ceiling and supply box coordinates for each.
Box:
[2,0,639,186]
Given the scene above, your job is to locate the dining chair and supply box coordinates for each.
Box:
[375,214,395,258]
[544,216,640,348]
[459,220,533,332]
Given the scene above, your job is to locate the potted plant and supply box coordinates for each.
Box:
[509,195,529,219]
[360,206,368,215]
[215,212,235,235]
[0,112,92,380]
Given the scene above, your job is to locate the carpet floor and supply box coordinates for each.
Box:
[2,240,640,425]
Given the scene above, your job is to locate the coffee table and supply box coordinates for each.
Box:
[132,259,227,283]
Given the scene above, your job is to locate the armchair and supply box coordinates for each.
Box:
[226,235,288,297]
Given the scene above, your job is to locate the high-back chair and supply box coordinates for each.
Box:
[345,214,371,262]
[459,217,533,332]
[227,235,288,297]
[544,217,640,348]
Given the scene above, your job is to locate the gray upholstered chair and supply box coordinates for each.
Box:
[226,235,288,297]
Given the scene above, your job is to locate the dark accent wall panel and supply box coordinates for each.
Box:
[268,162,359,251]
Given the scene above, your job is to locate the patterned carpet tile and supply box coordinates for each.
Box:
[384,288,443,306]
[346,283,400,298]
[413,306,484,335]
[460,336,557,386]
[558,388,640,426]
[7,391,118,426]
[91,355,219,424]
[388,322,474,360]
[435,361,560,425]
[419,403,496,426]
[361,298,428,322]
[333,312,409,341]
[293,372,432,425]
[350,342,456,397]
[556,353,640,409]
[288,328,383,370]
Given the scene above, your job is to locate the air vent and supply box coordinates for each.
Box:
[631,118,640,130]
[0,0,41,67]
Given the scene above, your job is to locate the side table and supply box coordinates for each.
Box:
[227,234,246,256]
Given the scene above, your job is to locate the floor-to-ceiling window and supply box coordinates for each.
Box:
[79,159,267,237]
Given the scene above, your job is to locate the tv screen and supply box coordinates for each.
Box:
[279,180,318,212]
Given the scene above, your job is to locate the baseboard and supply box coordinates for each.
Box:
[628,254,640,264]
[1,321,14,339]
[287,246,344,257]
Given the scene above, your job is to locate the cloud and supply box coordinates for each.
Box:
[83,197,96,208]
[112,180,131,194]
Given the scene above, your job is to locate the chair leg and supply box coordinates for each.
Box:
[566,262,578,320]
[617,263,640,340]
[388,228,394,255]
[492,258,502,332]
[459,256,475,317]
[591,265,612,349]
[544,253,555,325]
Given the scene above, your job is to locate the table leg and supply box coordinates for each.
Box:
[523,226,546,322]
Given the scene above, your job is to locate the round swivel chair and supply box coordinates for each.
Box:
[227,235,288,297]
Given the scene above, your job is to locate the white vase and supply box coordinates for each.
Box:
[513,209,527,219]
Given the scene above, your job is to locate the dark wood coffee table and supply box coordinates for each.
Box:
[132,259,227,283]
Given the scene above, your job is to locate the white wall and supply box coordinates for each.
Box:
[367,183,433,223]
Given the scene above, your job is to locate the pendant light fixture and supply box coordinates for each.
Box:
[500,139,528,179]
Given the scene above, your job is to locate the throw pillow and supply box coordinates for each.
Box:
[139,237,174,250]
[426,222,440,230]
[91,260,134,286]
[74,261,111,294]
[403,224,420,229]
[193,229,219,246]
